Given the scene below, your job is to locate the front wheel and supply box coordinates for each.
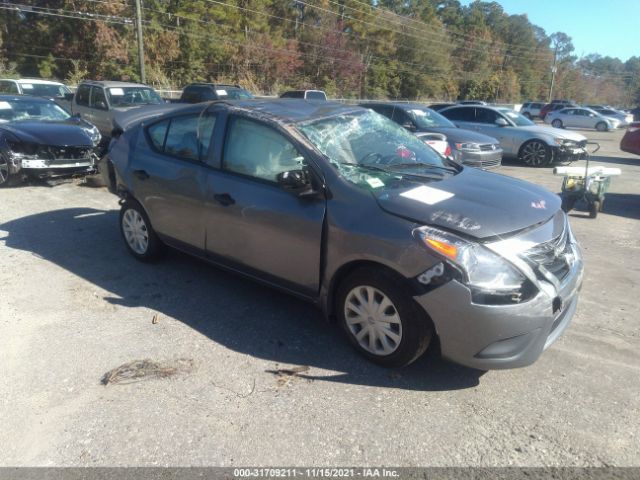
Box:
[0,153,13,188]
[336,267,433,367]
[551,119,563,128]
[119,199,162,261]
[519,140,552,167]
[595,122,608,132]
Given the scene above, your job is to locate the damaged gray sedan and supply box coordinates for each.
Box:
[0,95,101,187]
[105,100,583,370]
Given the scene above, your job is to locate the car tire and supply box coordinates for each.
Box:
[119,199,162,261]
[589,201,600,218]
[519,140,552,167]
[336,267,433,368]
[551,119,563,128]
[0,153,13,188]
[595,122,608,132]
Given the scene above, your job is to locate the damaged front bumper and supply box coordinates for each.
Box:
[554,143,587,162]
[8,149,97,177]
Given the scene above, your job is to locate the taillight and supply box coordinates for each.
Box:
[445,144,452,157]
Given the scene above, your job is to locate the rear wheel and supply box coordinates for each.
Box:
[519,140,552,167]
[589,201,600,218]
[119,199,162,261]
[551,119,563,128]
[596,122,608,132]
[336,267,433,367]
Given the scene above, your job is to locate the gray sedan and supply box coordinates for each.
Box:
[440,105,588,167]
[362,102,502,169]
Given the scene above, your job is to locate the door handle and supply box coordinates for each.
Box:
[214,193,235,206]
[132,169,149,180]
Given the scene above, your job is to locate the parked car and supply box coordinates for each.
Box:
[620,122,640,155]
[104,99,584,369]
[0,95,101,186]
[0,78,71,101]
[520,101,545,119]
[361,102,502,169]
[428,103,455,111]
[545,107,620,131]
[590,107,634,126]
[628,107,640,121]
[60,80,164,139]
[179,83,253,103]
[280,90,327,101]
[540,101,577,120]
[439,105,587,167]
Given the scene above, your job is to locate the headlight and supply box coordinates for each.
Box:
[414,226,531,302]
[88,126,101,146]
[554,138,576,147]
[454,142,481,152]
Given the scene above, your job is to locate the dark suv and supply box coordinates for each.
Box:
[104,100,583,370]
[179,83,253,103]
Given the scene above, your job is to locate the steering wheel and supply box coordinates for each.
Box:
[360,152,403,166]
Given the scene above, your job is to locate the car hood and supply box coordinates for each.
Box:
[515,125,586,142]
[417,127,499,144]
[374,167,559,240]
[0,120,94,146]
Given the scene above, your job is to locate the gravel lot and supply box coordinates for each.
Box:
[1,127,638,467]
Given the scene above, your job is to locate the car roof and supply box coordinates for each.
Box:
[79,80,150,88]
[360,102,431,110]
[0,94,55,103]
[0,78,66,86]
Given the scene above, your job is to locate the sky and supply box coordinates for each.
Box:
[460,0,640,61]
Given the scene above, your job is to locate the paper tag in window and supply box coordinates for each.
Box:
[21,83,33,89]
[0,101,12,109]
[216,89,227,96]
[400,185,453,205]
[366,177,384,188]
[109,88,125,96]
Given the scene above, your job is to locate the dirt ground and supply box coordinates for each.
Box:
[0,127,638,467]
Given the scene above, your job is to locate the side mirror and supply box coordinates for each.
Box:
[277,169,316,196]
[495,117,508,127]
[95,101,108,110]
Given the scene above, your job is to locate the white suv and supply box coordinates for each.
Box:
[0,78,71,100]
[520,102,545,119]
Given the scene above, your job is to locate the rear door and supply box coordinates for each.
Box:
[203,113,326,295]
[130,112,217,251]
[89,86,113,135]
[441,106,477,131]
[73,84,93,121]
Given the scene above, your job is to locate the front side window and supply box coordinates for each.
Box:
[91,87,108,109]
[75,85,91,106]
[223,117,304,182]
[147,114,216,161]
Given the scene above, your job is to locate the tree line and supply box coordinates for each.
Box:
[0,0,638,105]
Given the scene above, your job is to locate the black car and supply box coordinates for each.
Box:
[179,83,254,104]
[0,95,101,186]
[361,102,503,169]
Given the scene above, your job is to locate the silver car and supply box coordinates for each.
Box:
[104,100,584,370]
[440,105,588,167]
[545,107,620,131]
[591,107,633,127]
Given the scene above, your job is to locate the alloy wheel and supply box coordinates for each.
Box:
[122,208,149,255]
[521,141,549,166]
[344,285,403,356]
[0,155,9,185]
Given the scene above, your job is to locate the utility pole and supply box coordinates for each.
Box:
[134,0,146,84]
[548,43,558,102]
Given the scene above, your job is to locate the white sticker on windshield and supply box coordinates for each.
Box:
[109,88,125,96]
[0,101,12,110]
[409,109,427,116]
[21,83,33,89]
[366,177,384,188]
[400,185,454,205]
[216,89,228,96]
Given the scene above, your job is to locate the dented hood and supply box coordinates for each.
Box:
[0,120,94,147]
[374,167,559,240]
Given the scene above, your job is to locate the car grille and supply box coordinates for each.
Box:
[479,144,497,151]
[36,146,93,161]
[522,225,573,282]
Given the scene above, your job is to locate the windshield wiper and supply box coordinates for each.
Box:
[386,162,459,174]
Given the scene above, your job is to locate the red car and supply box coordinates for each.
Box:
[620,122,640,155]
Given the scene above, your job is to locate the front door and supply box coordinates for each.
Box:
[204,115,326,295]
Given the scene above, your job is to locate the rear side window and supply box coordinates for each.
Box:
[475,108,500,124]
[223,117,304,182]
[441,107,475,121]
[76,85,90,106]
[147,114,216,161]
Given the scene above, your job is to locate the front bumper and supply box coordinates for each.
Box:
[414,250,584,370]
[11,155,96,176]
[454,148,503,169]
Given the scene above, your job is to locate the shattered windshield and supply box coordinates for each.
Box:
[0,99,70,123]
[298,111,448,171]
